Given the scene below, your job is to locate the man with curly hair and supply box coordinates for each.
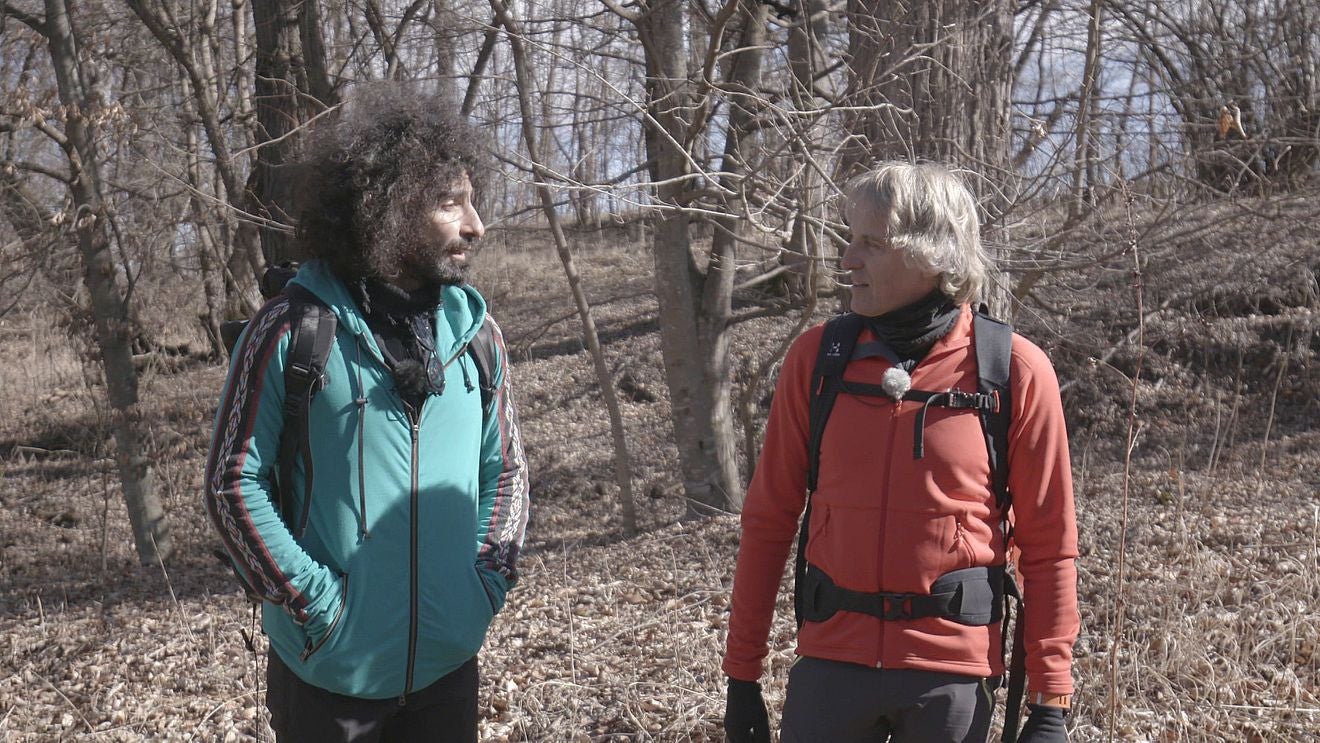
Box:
[205,86,529,742]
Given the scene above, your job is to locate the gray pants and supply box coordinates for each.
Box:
[781,657,996,743]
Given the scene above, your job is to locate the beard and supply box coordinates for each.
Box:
[370,236,474,287]
[404,238,473,287]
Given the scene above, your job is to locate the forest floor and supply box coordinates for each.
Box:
[1,194,1318,742]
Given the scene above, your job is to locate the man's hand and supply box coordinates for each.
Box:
[1017,703,1067,742]
[723,677,770,743]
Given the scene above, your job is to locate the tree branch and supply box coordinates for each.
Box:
[0,1,47,35]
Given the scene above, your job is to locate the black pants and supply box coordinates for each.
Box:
[780,657,996,743]
[266,650,479,743]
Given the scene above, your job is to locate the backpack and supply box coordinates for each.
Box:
[792,307,1028,742]
[218,264,499,538]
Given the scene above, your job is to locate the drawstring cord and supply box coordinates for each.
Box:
[460,346,474,393]
[354,341,370,540]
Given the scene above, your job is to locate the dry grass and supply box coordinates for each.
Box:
[1,207,1317,741]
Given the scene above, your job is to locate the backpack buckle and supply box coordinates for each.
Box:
[880,593,923,620]
[945,390,978,409]
[286,361,315,383]
[946,389,998,411]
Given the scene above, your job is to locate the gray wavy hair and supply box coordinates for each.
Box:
[844,162,990,304]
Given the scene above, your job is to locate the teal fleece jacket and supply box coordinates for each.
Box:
[205,260,530,699]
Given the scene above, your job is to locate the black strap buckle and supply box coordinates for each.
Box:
[881,593,920,620]
[945,389,997,410]
[286,361,315,383]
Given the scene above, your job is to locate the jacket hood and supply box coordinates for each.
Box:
[290,259,488,362]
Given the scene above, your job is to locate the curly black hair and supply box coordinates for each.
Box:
[295,84,486,281]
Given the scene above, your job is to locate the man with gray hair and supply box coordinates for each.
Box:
[723,162,1078,742]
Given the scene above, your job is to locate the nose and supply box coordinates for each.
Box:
[463,205,485,240]
[840,239,862,271]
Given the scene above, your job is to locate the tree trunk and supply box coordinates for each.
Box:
[636,0,744,515]
[185,117,228,359]
[842,0,1014,315]
[41,0,172,565]
[841,0,1013,174]
[248,0,337,265]
[1071,0,1104,212]
[706,0,768,508]
[782,0,832,301]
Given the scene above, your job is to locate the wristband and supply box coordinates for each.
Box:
[1031,693,1071,709]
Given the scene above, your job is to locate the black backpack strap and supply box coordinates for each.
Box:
[1000,573,1027,742]
[973,309,1013,513]
[795,313,865,626]
[220,320,248,355]
[467,316,499,415]
[806,313,865,492]
[275,284,337,539]
[972,307,1027,742]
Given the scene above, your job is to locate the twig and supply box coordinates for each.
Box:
[34,670,94,733]
[1108,179,1145,742]
[151,533,198,647]
[1216,704,1320,714]
[1254,328,1293,494]
[183,689,265,742]
[99,466,110,576]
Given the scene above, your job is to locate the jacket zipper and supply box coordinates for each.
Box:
[877,398,901,668]
[300,574,348,661]
[954,517,976,564]
[401,414,421,706]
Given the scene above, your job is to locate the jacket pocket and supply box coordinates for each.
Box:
[301,573,348,661]
[949,514,978,568]
[805,500,880,591]
[475,566,506,616]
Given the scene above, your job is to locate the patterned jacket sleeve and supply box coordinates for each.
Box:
[475,317,530,602]
[203,298,344,639]
[1006,337,1080,696]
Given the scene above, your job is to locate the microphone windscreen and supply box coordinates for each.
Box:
[881,367,912,401]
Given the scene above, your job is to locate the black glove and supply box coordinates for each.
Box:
[723,677,770,743]
[1017,703,1068,743]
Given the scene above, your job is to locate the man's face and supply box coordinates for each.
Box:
[397,173,485,289]
[841,203,940,317]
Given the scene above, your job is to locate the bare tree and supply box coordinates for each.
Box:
[489,0,639,533]
[123,0,265,318]
[1107,0,1318,192]
[627,0,754,514]
[3,0,172,564]
[840,0,1014,177]
[247,0,338,264]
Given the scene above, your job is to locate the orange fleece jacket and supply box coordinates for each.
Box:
[723,307,1079,696]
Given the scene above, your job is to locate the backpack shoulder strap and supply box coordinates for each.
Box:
[806,313,865,492]
[276,283,337,538]
[467,316,499,415]
[972,307,1029,743]
[796,313,864,626]
[973,308,1013,513]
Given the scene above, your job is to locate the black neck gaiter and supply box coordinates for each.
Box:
[350,278,444,410]
[866,289,960,368]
